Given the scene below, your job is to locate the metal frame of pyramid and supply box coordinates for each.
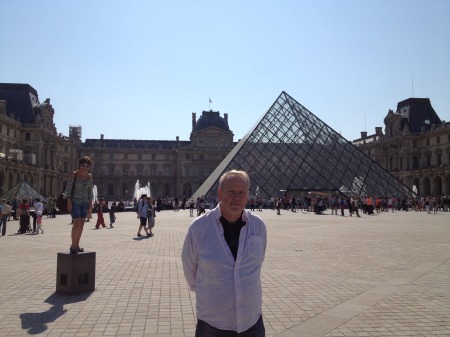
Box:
[193,91,414,200]
[1,180,47,202]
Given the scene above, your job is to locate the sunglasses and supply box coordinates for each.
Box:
[80,164,91,168]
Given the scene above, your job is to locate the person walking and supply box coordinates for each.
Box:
[147,197,155,237]
[189,198,195,217]
[0,199,10,236]
[182,170,267,336]
[109,201,117,228]
[95,198,107,229]
[33,198,44,234]
[136,194,150,237]
[18,199,30,234]
[64,156,94,254]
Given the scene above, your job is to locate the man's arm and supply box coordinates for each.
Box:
[181,228,198,291]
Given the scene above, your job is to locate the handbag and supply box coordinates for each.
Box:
[57,174,76,213]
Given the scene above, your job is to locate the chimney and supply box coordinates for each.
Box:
[100,134,104,140]
[192,112,196,131]
[360,131,367,139]
[375,127,383,135]
[176,136,179,142]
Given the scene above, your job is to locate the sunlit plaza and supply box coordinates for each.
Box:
[0,209,449,337]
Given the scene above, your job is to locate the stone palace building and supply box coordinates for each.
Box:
[0,83,449,200]
[353,98,450,196]
[0,83,235,200]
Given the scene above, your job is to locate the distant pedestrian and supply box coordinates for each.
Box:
[109,201,117,228]
[0,199,11,236]
[95,199,107,229]
[189,198,195,217]
[136,194,151,237]
[147,197,155,237]
[33,198,44,234]
[18,199,30,234]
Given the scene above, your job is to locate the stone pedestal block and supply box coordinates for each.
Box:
[56,251,96,294]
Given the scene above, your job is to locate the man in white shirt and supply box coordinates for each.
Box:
[182,170,267,336]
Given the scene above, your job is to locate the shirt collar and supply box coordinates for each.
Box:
[214,202,249,226]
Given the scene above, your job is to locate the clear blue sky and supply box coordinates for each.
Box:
[1,0,449,142]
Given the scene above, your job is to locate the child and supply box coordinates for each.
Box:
[34,198,44,234]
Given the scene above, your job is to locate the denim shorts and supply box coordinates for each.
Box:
[71,202,89,219]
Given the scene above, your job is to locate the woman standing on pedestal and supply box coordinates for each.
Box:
[65,156,93,254]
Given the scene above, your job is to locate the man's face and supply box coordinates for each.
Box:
[218,175,249,220]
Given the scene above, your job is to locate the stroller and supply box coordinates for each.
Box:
[18,214,32,234]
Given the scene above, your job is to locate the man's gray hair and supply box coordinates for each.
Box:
[219,170,250,189]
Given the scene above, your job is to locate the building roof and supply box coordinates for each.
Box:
[396,98,441,133]
[195,110,229,131]
[0,83,40,124]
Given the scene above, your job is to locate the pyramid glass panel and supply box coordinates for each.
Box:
[193,91,413,201]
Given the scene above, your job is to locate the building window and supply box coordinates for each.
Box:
[427,155,431,167]
[152,154,156,160]
[437,153,442,166]
[138,153,142,160]
[124,154,128,160]
[412,140,417,147]
[151,169,157,176]
[186,154,190,160]
[436,136,440,144]
[137,168,142,176]
[165,154,169,160]
[108,167,114,176]
[412,156,419,169]
[109,153,114,160]
[184,167,191,177]
[123,168,129,176]
[426,138,430,146]
[7,127,10,136]
[163,167,170,176]
[108,183,114,195]
[25,133,31,141]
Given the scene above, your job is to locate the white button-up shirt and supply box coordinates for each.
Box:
[181,205,267,333]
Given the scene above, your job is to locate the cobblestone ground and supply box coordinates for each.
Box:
[0,208,449,336]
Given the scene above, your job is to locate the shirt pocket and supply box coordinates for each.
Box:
[246,235,263,258]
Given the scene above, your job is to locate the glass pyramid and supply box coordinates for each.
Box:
[193,91,413,200]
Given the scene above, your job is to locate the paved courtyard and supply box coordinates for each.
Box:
[0,208,449,337]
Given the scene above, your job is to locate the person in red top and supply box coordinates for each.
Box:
[95,198,107,229]
[18,199,30,234]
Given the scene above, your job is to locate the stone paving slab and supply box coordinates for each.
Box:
[0,208,449,336]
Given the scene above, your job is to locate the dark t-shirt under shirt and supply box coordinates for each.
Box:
[220,215,246,260]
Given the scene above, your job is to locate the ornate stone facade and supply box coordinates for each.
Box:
[0,84,80,198]
[353,98,450,196]
[81,110,234,200]
[0,83,234,200]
